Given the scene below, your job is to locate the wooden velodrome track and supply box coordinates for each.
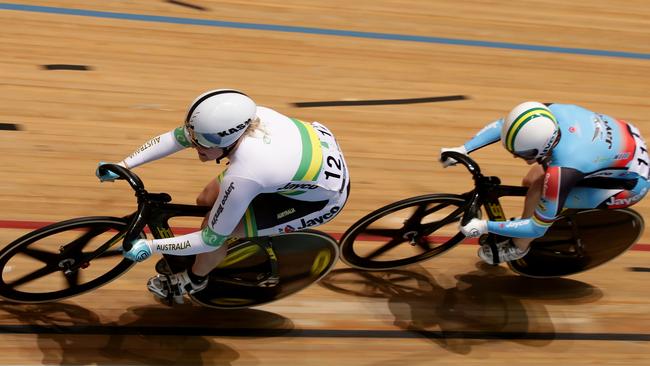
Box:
[1,1,649,365]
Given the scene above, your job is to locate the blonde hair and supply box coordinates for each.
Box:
[243,116,268,139]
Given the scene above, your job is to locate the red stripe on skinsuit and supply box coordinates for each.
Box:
[542,166,560,204]
[613,119,636,168]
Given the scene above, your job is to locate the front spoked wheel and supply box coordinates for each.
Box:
[339,194,469,270]
[0,216,138,303]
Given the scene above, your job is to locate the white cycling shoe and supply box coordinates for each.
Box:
[478,239,530,265]
[147,270,208,304]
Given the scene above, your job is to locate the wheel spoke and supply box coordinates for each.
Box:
[407,201,452,223]
[385,281,424,294]
[365,238,404,260]
[7,264,59,287]
[357,272,397,294]
[20,247,60,264]
[61,226,109,252]
[421,204,465,234]
[411,202,429,219]
[403,203,431,226]
[94,249,124,258]
[66,225,126,264]
[341,196,468,270]
[424,201,452,215]
[100,230,127,249]
[0,218,135,303]
[363,227,401,238]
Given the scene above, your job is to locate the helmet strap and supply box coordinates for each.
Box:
[214,144,237,164]
[536,128,561,165]
[215,147,230,164]
[537,155,550,166]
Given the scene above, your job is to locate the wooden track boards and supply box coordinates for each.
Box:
[1,1,649,364]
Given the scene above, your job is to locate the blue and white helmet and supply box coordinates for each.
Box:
[184,89,256,148]
[501,101,560,160]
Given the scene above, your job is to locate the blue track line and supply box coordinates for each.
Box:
[1,3,649,60]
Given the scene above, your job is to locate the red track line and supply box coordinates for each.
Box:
[1,219,649,251]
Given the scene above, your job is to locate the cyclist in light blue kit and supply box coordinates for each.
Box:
[440,102,649,265]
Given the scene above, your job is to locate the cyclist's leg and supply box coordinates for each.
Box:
[196,176,220,227]
[561,178,648,211]
[256,184,350,236]
[595,121,649,208]
[220,178,351,241]
[191,193,337,276]
[149,176,233,301]
[521,163,545,216]
[192,176,237,277]
[513,164,545,250]
[191,224,242,276]
[192,178,350,276]
[563,124,649,209]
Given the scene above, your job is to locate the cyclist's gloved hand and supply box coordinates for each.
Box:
[124,239,153,262]
[439,146,468,168]
[95,162,120,182]
[460,218,488,238]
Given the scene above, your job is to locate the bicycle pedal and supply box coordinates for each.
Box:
[147,274,178,305]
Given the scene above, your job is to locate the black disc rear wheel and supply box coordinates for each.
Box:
[339,194,468,270]
[0,216,138,303]
[509,208,644,278]
[191,230,339,309]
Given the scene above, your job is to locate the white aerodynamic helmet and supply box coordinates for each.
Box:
[184,89,256,148]
[501,101,560,160]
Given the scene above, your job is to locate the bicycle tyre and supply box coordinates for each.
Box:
[0,216,139,303]
[190,230,339,309]
[339,194,468,270]
[509,208,644,278]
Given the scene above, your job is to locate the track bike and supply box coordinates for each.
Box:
[339,152,644,277]
[0,164,339,308]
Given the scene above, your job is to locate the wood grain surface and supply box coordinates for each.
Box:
[1,1,649,365]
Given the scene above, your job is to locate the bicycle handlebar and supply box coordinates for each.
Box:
[97,164,145,193]
[440,152,483,226]
[97,163,149,252]
[440,151,481,177]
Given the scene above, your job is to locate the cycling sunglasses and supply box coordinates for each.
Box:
[184,124,222,149]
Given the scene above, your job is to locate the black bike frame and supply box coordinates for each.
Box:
[471,175,529,222]
[142,200,209,240]
[70,164,211,274]
[442,151,529,224]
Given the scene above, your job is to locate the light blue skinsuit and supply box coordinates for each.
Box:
[462,104,649,238]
